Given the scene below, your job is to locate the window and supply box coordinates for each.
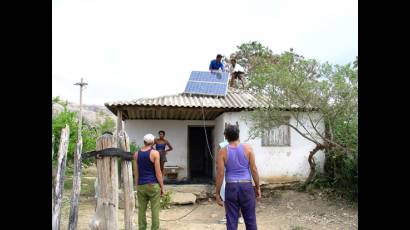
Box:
[261,124,290,146]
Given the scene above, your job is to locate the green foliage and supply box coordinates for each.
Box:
[160,191,173,209]
[130,142,140,153]
[233,42,357,200]
[63,176,96,196]
[52,97,118,167]
[242,45,357,152]
[315,98,357,201]
[99,116,116,133]
[229,41,276,73]
[312,150,358,202]
[52,103,79,165]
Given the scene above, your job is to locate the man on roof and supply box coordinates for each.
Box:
[209,54,225,72]
[229,58,246,88]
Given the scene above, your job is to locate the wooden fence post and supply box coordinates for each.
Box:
[52,125,70,230]
[89,133,119,230]
[118,130,136,230]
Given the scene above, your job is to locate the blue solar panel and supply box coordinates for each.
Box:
[183,71,229,96]
[189,71,229,83]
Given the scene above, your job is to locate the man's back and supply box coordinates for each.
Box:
[136,148,158,185]
[225,143,252,182]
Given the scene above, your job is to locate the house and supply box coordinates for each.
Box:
[104,88,325,184]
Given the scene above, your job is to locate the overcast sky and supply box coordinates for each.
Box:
[52,0,358,105]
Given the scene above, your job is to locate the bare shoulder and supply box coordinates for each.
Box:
[242,143,254,159]
[218,146,227,157]
[151,149,160,156]
[242,143,253,152]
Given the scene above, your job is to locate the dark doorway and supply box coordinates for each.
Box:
[188,126,214,183]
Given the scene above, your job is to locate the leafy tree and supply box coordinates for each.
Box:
[52,97,113,167]
[242,47,357,186]
[98,117,116,134]
[229,41,276,73]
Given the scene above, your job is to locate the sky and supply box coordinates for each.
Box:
[52,0,358,105]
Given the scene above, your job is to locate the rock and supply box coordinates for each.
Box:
[170,192,196,205]
[52,100,117,126]
[52,103,64,117]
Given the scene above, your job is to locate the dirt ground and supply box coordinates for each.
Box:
[59,189,357,230]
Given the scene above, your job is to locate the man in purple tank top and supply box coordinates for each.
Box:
[216,125,261,230]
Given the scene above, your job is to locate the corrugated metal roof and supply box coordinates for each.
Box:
[105,89,270,109]
[104,89,311,120]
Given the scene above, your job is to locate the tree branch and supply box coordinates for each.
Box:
[307,113,327,142]
[286,123,320,145]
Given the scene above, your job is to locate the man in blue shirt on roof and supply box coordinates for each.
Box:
[209,54,225,72]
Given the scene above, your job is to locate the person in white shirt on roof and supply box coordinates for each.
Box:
[229,58,246,89]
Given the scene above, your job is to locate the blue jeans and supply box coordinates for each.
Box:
[224,182,257,230]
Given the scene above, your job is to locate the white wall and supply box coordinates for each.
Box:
[125,119,215,180]
[222,111,326,183]
[125,111,326,183]
[212,113,226,178]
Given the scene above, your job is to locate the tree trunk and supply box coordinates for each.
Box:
[304,144,325,185]
[52,125,70,230]
[89,133,119,230]
[118,130,136,230]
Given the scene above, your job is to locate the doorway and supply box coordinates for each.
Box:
[188,126,214,183]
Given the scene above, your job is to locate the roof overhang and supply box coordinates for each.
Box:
[106,105,247,120]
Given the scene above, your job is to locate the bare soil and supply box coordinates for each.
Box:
[59,189,357,230]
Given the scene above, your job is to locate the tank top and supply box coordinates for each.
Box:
[155,143,166,151]
[136,148,158,185]
[225,143,252,182]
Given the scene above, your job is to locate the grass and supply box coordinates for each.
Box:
[63,176,96,197]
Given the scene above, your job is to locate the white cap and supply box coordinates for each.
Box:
[143,133,155,144]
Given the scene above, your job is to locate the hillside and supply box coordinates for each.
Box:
[52,101,117,125]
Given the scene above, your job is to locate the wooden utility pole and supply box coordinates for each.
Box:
[68,78,88,230]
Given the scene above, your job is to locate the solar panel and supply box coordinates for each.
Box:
[183,71,229,96]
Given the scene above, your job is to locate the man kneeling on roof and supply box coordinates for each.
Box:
[229,58,246,89]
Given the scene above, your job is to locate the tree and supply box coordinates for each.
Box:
[98,117,116,134]
[244,47,358,186]
[229,41,277,74]
[52,97,109,166]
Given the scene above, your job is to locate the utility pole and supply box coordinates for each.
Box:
[68,78,88,230]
